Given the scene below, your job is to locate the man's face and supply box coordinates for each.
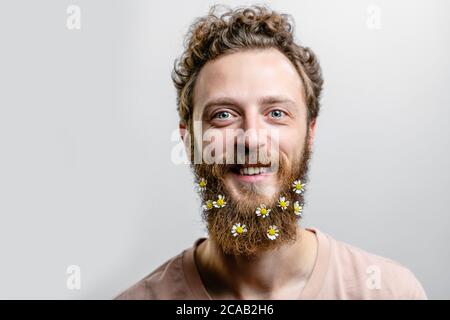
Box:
[185,48,316,256]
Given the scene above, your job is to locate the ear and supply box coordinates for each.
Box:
[308,118,317,148]
[179,122,187,142]
[179,121,191,152]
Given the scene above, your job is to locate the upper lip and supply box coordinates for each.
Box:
[233,163,272,168]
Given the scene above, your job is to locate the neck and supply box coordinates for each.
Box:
[195,226,318,299]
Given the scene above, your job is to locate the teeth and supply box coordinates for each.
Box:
[238,167,269,175]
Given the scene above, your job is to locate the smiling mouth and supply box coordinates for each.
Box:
[229,164,275,177]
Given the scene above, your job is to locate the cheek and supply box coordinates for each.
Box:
[277,135,299,161]
[279,123,307,152]
[200,127,229,162]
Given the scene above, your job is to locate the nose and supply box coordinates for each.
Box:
[243,108,267,149]
[235,108,270,164]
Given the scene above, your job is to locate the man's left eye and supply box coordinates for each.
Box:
[269,110,285,119]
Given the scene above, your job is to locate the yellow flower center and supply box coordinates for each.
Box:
[207,202,213,209]
[199,181,206,187]
[280,201,286,207]
[217,199,224,206]
[268,229,276,236]
[296,184,302,190]
[261,208,267,215]
[236,226,244,234]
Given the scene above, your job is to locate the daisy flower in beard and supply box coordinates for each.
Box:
[197,177,207,191]
[277,196,290,210]
[267,225,280,240]
[231,223,248,237]
[202,200,213,211]
[292,179,306,195]
[213,195,226,208]
[293,201,304,218]
[255,204,271,218]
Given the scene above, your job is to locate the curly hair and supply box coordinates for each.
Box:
[171,4,324,129]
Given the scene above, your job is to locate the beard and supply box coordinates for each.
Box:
[192,131,313,257]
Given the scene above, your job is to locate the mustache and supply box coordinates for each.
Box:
[193,150,284,176]
[202,146,278,165]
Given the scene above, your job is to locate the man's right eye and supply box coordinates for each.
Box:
[213,111,231,120]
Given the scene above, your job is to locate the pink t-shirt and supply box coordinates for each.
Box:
[115,228,427,300]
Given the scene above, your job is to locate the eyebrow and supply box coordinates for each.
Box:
[202,95,297,111]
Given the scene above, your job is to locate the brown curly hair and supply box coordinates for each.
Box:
[171,4,324,129]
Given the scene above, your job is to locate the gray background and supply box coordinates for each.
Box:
[0,0,448,299]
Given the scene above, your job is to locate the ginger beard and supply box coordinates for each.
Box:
[192,130,312,257]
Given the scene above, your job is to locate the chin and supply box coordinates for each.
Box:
[224,173,279,203]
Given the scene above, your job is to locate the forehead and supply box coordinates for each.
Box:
[192,48,305,113]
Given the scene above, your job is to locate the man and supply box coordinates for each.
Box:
[115,5,426,300]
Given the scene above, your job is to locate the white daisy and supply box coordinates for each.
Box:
[293,201,304,217]
[202,200,213,211]
[267,225,280,240]
[213,195,226,208]
[197,178,207,191]
[292,180,306,194]
[255,204,271,218]
[277,196,290,210]
[231,223,248,237]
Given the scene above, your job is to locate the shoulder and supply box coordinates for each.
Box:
[114,249,190,300]
[322,231,427,299]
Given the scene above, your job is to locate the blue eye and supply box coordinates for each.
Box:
[269,110,285,119]
[214,111,231,120]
